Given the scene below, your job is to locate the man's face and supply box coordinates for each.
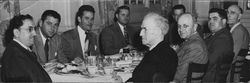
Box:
[227,6,241,26]
[15,19,36,47]
[208,12,225,33]
[140,17,160,47]
[41,16,59,38]
[173,9,184,21]
[178,15,195,39]
[116,9,130,25]
[78,11,94,31]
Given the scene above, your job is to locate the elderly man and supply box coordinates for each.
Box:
[1,14,51,82]
[227,5,250,82]
[32,10,61,64]
[202,8,234,82]
[174,13,208,83]
[127,13,178,82]
[58,5,99,63]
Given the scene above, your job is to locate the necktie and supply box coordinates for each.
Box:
[124,26,129,44]
[44,38,49,61]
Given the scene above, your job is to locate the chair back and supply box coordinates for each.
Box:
[186,62,208,83]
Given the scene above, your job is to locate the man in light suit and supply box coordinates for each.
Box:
[100,6,142,55]
[58,5,99,63]
[127,13,178,82]
[32,10,61,65]
[227,5,250,82]
[174,13,208,83]
[202,8,234,82]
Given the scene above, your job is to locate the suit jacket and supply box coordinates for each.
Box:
[1,40,52,82]
[57,28,99,63]
[231,24,250,62]
[128,40,178,82]
[32,28,61,64]
[203,28,234,82]
[100,22,138,55]
[174,33,208,83]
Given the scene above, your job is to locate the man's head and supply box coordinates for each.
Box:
[4,14,36,47]
[178,13,198,39]
[140,13,169,47]
[40,10,61,38]
[227,5,243,27]
[208,8,227,33]
[75,5,95,31]
[172,4,186,21]
[114,5,130,25]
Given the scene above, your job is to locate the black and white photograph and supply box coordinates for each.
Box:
[0,0,250,82]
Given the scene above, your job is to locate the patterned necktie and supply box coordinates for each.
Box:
[124,26,129,44]
[44,38,49,61]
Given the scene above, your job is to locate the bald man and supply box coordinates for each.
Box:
[227,5,250,82]
[173,13,208,83]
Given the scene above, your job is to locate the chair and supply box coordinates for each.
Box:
[186,62,208,83]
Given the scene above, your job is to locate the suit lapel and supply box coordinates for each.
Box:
[113,23,126,43]
[72,28,84,57]
[34,29,46,63]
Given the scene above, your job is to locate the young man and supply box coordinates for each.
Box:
[100,5,141,55]
[32,10,61,64]
[58,5,98,63]
[1,14,51,82]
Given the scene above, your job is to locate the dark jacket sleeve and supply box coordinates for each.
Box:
[100,28,120,55]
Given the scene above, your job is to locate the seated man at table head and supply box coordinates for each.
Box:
[202,8,234,82]
[32,10,61,65]
[100,5,140,55]
[1,14,52,82]
[226,5,249,82]
[58,5,98,63]
[127,12,178,82]
[173,13,208,82]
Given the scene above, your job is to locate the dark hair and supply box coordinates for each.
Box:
[113,5,130,22]
[4,14,33,46]
[172,4,186,13]
[209,8,227,20]
[75,5,95,26]
[41,10,61,23]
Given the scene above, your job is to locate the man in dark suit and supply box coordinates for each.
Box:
[127,13,178,82]
[1,14,51,82]
[226,5,250,82]
[32,10,61,65]
[100,6,140,55]
[58,5,99,63]
[202,8,234,82]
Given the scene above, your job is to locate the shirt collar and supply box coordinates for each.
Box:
[13,39,32,52]
[77,25,86,34]
[230,22,241,33]
[149,38,163,51]
[117,22,125,35]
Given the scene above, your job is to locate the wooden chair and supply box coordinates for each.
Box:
[186,62,208,83]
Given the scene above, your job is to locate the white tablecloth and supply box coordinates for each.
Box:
[49,72,132,82]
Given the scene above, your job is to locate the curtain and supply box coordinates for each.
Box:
[210,0,224,9]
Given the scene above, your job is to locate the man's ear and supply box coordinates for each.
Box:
[38,19,43,27]
[77,16,81,24]
[193,23,198,31]
[13,29,19,38]
[222,19,227,25]
[238,14,242,21]
[115,14,118,20]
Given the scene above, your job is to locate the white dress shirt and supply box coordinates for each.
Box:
[77,26,88,54]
